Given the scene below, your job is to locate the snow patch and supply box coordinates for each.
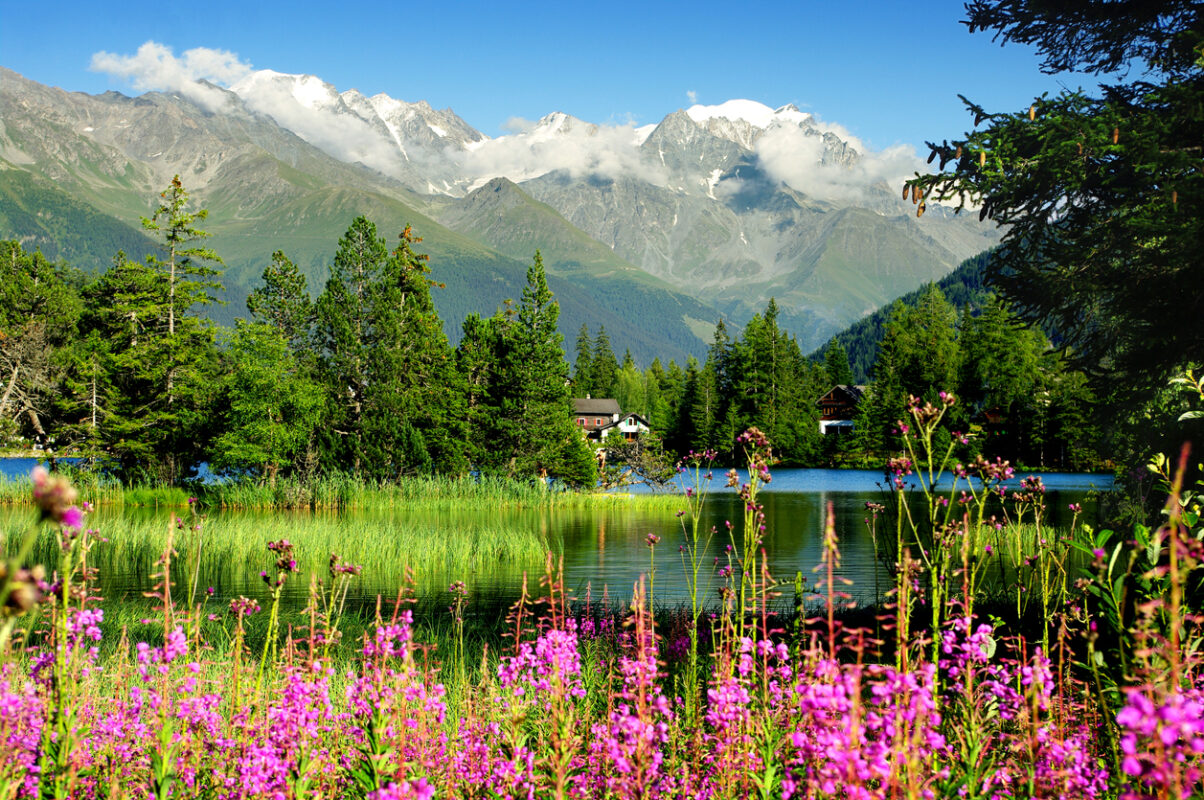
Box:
[428,123,447,138]
[686,99,811,129]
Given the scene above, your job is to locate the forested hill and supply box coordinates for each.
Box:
[815,250,994,382]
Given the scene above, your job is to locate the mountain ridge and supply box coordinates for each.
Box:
[0,66,999,358]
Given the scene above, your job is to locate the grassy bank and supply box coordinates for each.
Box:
[0,470,688,512]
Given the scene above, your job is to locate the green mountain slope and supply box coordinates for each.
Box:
[0,70,719,364]
[814,250,994,381]
[0,164,156,269]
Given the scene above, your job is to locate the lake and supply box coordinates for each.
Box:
[0,461,1113,613]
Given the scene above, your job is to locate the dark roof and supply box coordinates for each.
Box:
[573,398,621,415]
[817,384,867,404]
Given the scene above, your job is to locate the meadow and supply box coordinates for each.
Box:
[0,400,1200,799]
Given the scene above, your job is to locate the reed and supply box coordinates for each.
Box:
[0,470,690,511]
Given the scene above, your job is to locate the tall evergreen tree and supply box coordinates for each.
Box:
[572,323,593,395]
[494,252,596,486]
[80,245,221,481]
[360,225,467,477]
[247,250,313,354]
[457,310,507,467]
[315,216,390,471]
[76,178,224,482]
[589,326,619,399]
[824,339,855,387]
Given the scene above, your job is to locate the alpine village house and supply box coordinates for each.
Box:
[572,397,651,444]
[816,385,866,435]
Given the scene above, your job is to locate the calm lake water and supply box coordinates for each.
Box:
[0,461,1113,611]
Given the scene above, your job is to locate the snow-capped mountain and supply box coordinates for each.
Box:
[0,65,997,354]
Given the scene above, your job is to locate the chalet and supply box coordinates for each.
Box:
[572,397,651,443]
[816,384,867,435]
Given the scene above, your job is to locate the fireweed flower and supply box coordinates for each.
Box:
[495,619,586,706]
[30,466,83,530]
[1116,685,1204,797]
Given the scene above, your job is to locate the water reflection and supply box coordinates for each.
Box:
[0,467,1112,612]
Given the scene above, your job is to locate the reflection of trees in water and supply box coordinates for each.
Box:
[0,479,1104,613]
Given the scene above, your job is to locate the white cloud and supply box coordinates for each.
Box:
[455,114,666,187]
[90,42,251,111]
[752,121,923,204]
[686,90,697,104]
[229,71,404,175]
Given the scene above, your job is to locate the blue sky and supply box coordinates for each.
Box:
[1,0,1100,152]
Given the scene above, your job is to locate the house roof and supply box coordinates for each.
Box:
[816,384,867,405]
[573,398,621,415]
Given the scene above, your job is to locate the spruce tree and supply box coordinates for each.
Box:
[572,322,593,395]
[80,177,224,482]
[360,225,467,477]
[315,216,390,471]
[497,252,595,486]
[247,250,313,354]
[589,326,619,399]
[824,339,855,387]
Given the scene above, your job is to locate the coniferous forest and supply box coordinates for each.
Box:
[0,176,1117,486]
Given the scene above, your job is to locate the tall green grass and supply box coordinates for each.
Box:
[5,505,559,605]
[0,471,690,512]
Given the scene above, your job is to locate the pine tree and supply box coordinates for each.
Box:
[315,216,390,471]
[589,326,619,399]
[496,252,595,486]
[572,323,593,395]
[824,339,855,387]
[247,250,313,354]
[360,225,467,477]
[457,310,507,467]
[81,248,220,481]
[80,178,224,482]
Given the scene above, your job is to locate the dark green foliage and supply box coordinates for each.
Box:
[913,1,1204,403]
[457,254,596,487]
[60,178,227,482]
[572,323,593,394]
[247,250,314,353]
[0,241,83,450]
[957,295,1046,418]
[589,326,619,400]
[457,311,507,467]
[823,339,855,388]
[501,253,595,486]
[79,250,220,481]
[315,218,466,478]
[315,215,390,470]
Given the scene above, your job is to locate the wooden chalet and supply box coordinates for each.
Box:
[816,384,867,435]
[572,397,651,443]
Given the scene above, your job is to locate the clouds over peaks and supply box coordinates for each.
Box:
[90,42,251,111]
[89,41,923,203]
